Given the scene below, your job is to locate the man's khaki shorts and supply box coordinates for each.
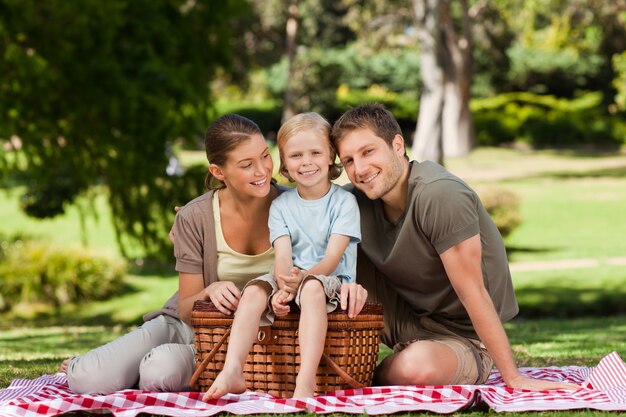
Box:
[393,316,494,385]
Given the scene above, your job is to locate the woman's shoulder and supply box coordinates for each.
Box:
[177,190,215,219]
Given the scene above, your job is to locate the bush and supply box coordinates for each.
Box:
[477,186,522,238]
[472,92,626,149]
[0,239,126,312]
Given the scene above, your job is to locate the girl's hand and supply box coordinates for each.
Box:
[204,281,241,315]
[271,290,292,317]
[279,267,303,295]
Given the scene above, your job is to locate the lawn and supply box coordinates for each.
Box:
[1,147,626,416]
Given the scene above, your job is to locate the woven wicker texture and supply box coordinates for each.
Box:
[191,300,384,397]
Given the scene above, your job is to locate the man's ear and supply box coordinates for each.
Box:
[392,134,405,156]
[208,163,224,181]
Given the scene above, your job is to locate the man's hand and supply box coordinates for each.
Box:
[271,289,293,317]
[340,282,368,318]
[507,374,581,391]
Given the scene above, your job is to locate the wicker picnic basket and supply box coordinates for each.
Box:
[189,300,384,397]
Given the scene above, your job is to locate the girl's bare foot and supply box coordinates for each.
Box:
[58,358,72,374]
[202,367,247,401]
[292,376,316,398]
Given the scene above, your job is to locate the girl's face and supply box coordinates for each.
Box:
[281,130,333,192]
[212,133,273,198]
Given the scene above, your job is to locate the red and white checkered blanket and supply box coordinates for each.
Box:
[1,352,625,416]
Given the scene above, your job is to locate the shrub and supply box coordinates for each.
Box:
[477,186,522,238]
[0,240,126,312]
[472,92,626,149]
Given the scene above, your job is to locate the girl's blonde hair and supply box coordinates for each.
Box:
[276,112,342,182]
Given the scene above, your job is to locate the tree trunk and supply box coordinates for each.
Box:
[282,0,299,124]
[412,0,444,165]
[412,0,475,164]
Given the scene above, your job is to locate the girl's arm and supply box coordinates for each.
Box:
[273,235,295,289]
[304,234,350,276]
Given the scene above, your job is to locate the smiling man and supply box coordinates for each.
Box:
[330,103,578,391]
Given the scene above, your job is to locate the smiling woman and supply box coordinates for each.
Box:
[59,114,289,395]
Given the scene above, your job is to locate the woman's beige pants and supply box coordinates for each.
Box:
[66,315,195,394]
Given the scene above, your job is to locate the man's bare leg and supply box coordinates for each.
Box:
[374,340,458,386]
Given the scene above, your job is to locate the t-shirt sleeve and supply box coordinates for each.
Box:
[172,210,204,274]
[269,199,289,245]
[417,179,480,254]
[331,191,361,243]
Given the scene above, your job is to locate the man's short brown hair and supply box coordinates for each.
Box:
[330,103,403,150]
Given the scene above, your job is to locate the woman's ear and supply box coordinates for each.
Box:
[208,163,224,181]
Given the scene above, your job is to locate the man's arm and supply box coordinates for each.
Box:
[441,234,579,390]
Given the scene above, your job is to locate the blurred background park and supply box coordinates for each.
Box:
[1,0,626,396]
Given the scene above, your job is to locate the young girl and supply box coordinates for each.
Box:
[204,112,361,399]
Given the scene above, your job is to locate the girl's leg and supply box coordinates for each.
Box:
[66,315,177,394]
[204,283,269,400]
[293,279,327,398]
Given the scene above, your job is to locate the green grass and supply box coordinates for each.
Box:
[502,177,626,262]
[2,147,626,416]
[0,273,178,388]
[0,187,121,257]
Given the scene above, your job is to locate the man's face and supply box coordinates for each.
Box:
[336,128,406,201]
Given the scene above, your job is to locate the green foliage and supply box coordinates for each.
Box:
[613,51,626,111]
[0,0,251,259]
[0,238,127,313]
[477,186,522,238]
[472,92,626,148]
[214,99,283,138]
[267,48,344,116]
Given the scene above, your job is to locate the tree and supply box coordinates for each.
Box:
[0,0,251,259]
[411,0,476,164]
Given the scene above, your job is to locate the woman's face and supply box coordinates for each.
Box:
[218,133,274,198]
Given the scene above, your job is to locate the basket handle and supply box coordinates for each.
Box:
[189,327,365,391]
[189,327,231,389]
[321,352,365,389]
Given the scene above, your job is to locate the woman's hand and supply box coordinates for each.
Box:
[204,281,241,315]
[340,282,368,318]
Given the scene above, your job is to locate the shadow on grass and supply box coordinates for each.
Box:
[506,315,626,367]
[3,273,177,328]
[516,285,626,318]
[522,164,626,181]
[0,359,60,387]
[506,245,559,259]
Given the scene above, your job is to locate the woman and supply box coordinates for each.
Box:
[61,114,367,394]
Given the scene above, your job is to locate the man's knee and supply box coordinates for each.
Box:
[376,340,459,386]
[138,343,195,391]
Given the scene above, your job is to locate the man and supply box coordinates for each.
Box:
[330,103,577,390]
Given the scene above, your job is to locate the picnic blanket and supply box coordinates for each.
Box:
[1,351,625,416]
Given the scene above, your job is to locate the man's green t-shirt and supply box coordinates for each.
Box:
[354,160,519,339]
